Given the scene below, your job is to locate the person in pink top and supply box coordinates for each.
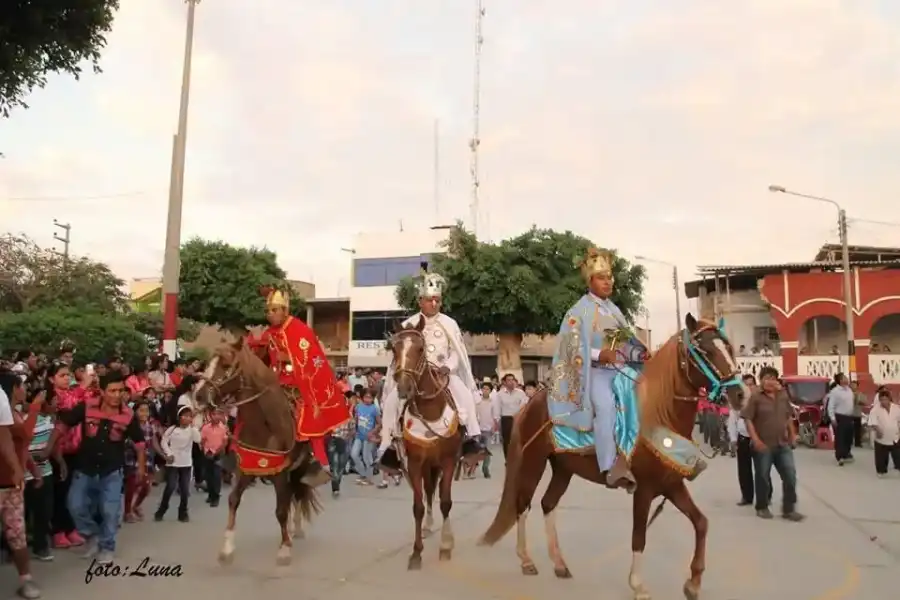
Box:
[45,362,89,549]
[125,364,151,401]
[200,409,229,507]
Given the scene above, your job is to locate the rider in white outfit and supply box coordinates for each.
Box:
[378,271,488,464]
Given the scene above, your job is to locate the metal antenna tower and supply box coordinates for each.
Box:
[469,0,485,239]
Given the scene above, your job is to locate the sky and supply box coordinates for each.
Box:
[3,0,900,342]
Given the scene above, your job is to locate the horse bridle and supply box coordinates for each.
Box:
[675,322,742,402]
[391,329,450,401]
[201,364,272,410]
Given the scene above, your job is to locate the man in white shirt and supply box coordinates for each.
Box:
[826,374,856,465]
[473,382,495,478]
[347,368,367,392]
[491,374,528,460]
[867,388,900,477]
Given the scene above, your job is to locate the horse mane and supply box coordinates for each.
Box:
[234,342,296,448]
[637,333,683,432]
[236,342,280,390]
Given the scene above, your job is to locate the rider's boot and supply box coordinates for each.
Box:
[378,444,403,475]
[605,453,637,493]
[300,457,331,488]
[686,457,708,482]
[460,427,490,457]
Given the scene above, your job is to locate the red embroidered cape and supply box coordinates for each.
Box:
[259,316,351,439]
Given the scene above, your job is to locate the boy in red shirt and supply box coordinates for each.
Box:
[200,408,229,507]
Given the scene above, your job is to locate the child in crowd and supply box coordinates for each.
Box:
[124,401,162,522]
[350,389,380,486]
[24,389,61,561]
[156,406,201,522]
[200,408,229,507]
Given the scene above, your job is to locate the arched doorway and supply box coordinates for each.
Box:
[869,314,900,385]
[797,316,847,378]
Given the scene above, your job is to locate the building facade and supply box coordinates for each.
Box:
[685,244,900,391]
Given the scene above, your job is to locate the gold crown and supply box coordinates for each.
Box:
[579,247,613,281]
[266,289,289,309]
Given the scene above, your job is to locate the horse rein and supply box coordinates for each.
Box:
[202,365,275,410]
[391,329,451,401]
[609,322,741,404]
[391,328,456,440]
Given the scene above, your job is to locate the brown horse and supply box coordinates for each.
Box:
[387,316,472,570]
[195,338,322,566]
[478,314,745,600]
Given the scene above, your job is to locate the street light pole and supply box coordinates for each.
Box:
[161,0,200,358]
[635,255,681,332]
[768,185,855,374]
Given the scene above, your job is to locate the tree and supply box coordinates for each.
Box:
[396,225,646,375]
[1,1,119,118]
[178,238,305,332]
[0,308,146,365]
[0,233,128,314]
[125,312,203,351]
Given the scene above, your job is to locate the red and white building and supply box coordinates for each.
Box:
[684,244,900,393]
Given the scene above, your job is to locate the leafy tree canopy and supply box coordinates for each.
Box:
[0,1,119,117]
[0,308,146,365]
[396,225,646,336]
[0,233,128,314]
[178,238,304,331]
[125,313,202,346]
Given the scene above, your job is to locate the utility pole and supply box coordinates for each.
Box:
[768,185,856,375]
[52,220,71,266]
[433,118,440,223]
[838,209,855,373]
[162,0,200,359]
[672,265,682,331]
[469,0,484,239]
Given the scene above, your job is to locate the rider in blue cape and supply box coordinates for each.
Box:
[547,247,648,491]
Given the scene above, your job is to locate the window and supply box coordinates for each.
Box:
[351,310,408,340]
[353,255,435,287]
[753,327,781,352]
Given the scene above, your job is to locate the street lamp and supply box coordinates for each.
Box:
[162,0,201,358]
[768,184,855,374]
[634,255,681,333]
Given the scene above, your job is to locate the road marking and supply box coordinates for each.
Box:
[807,551,860,600]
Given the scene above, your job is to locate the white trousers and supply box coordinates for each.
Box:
[379,374,481,455]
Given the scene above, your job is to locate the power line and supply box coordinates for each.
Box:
[2,191,146,202]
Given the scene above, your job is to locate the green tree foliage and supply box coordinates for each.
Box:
[0,233,128,314]
[178,238,304,332]
[0,308,146,364]
[396,225,645,372]
[1,1,119,117]
[124,313,203,346]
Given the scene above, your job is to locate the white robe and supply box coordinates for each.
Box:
[379,312,481,454]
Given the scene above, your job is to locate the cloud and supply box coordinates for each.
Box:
[3,0,900,340]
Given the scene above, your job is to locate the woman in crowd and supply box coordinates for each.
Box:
[45,362,87,549]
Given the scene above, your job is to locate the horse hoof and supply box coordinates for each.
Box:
[439,548,452,561]
[276,553,292,566]
[292,530,305,540]
[554,566,573,579]
[682,581,699,600]
[521,563,539,576]
[218,552,234,566]
[634,592,652,600]
[408,555,423,570]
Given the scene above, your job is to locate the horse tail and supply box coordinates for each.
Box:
[647,498,666,527]
[289,460,322,523]
[479,395,544,546]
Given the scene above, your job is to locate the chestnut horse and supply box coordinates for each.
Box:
[386,316,471,570]
[478,315,744,600]
[195,338,322,567]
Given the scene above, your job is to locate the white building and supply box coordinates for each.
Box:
[347,226,453,368]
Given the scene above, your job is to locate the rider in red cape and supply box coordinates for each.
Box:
[251,286,351,468]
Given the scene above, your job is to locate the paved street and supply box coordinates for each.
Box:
[23,446,900,600]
